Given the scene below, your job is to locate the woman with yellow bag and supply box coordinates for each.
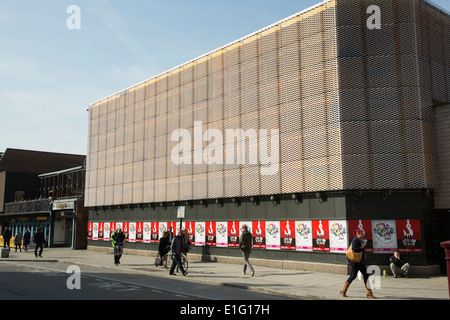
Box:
[340,229,376,299]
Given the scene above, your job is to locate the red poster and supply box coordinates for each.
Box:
[348,220,373,252]
[122,222,129,241]
[151,222,159,243]
[110,222,116,235]
[136,222,143,242]
[87,222,92,239]
[281,221,296,250]
[167,221,177,235]
[396,219,422,252]
[185,221,195,245]
[228,221,239,247]
[252,221,266,248]
[98,222,104,240]
[206,221,216,246]
[312,220,329,251]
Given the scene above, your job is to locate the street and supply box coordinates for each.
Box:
[0,260,295,301]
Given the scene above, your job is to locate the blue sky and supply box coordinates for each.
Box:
[1,0,449,156]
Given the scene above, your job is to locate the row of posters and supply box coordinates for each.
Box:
[88,219,422,253]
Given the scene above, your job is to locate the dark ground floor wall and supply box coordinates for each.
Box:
[87,190,448,274]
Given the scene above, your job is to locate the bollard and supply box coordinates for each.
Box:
[441,241,450,299]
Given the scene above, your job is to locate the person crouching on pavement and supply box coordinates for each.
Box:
[390,250,410,278]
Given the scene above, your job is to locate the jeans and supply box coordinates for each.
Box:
[241,250,254,274]
[170,254,186,275]
[347,261,369,285]
[35,243,44,257]
[114,244,123,264]
[390,262,410,277]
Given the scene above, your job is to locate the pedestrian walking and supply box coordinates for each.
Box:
[340,230,376,298]
[33,227,45,258]
[23,229,31,251]
[158,231,170,267]
[14,232,23,252]
[239,225,255,276]
[167,225,174,243]
[2,227,12,249]
[389,250,410,278]
[169,230,188,276]
[111,228,125,265]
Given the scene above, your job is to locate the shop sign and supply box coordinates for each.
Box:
[52,199,76,211]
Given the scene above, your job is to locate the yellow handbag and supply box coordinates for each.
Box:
[346,244,363,263]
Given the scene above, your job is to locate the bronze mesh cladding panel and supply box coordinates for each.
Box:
[85,0,448,207]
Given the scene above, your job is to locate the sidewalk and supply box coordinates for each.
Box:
[1,247,448,300]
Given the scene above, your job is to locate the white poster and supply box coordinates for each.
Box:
[128,222,136,242]
[239,221,252,234]
[195,222,206,246]
[92,222,98,240]
[265,221,280,250]
[143,222,151,243]
[295,220,313,251]
[159,222,168,240]
[329,220,348,253]
[216,222,228,247]
[372,220,397,253]
[103,222,110,241]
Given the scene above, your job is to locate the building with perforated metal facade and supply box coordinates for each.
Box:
[85,0,450,274]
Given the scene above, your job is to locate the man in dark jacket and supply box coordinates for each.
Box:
[33,227,45,258]
[2,227,12,249]
[389,250,410,278]
[169,230,188,276]
[239,225,255,276]
[111,228,125,265]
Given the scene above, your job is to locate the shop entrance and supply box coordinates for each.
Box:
[53,216,73,247]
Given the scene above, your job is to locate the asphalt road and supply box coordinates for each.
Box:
[0,260,295,301]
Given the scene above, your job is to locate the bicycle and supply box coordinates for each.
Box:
[156,252,188,273]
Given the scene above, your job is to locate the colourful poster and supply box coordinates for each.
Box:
[103,222,110,241]
[195,222,206,246]
[396,219,422,252]
[280,221,295,250]
[239,221,252,234]
[265,221,280,250]
[252,221,266,248]
[295,220,312,251]
[92,222,98,240]
[329,220,348,253]
[143,222,151,243]
[348,220,373,252]
[185,221,195,245]
[216,222,228,247]
[312,220,329,251]
[227,221,239,247]
[372,220,397,253]
[128,222,136,242]
[206,221,216,246]
[158,222,168,240]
